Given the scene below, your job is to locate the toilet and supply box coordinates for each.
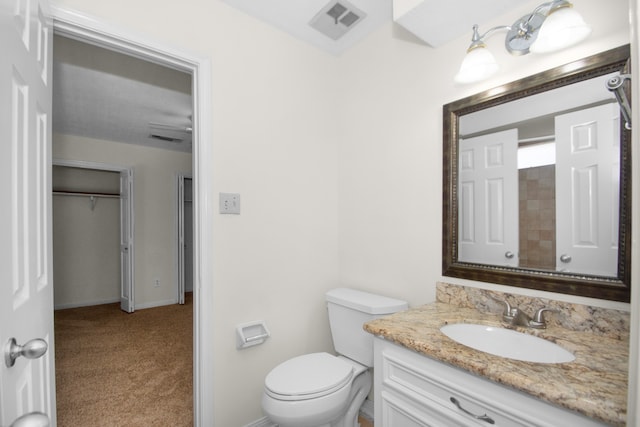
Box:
[262,288,408,427]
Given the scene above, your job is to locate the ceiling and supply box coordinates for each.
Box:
[221,0,392,56]
[52,0,530,152]
[221,0,531,53]
[53,35,193,153]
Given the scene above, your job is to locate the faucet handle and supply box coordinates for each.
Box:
[489,295,514,320]
[530,308,559,328]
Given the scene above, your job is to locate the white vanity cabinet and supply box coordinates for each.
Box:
[373,338,608,427]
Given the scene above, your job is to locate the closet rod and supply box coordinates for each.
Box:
[53,191,120,199]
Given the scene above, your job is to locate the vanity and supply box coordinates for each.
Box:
[364,283,629,426]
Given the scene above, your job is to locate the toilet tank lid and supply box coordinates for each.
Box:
[325,288,408,314]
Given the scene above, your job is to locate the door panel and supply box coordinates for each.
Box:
[1,0,55,424]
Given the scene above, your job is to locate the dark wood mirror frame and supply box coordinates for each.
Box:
[443,45,631,302]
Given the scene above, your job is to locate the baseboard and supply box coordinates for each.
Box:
[55,297,120,310]
[242,400,374,427]
[135,298,178,310]
[56,298,179,311]
[243,416,276,427]
[360,398,374,420]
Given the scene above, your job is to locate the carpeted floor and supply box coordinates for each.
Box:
[54,294,193,426]
[359,415,374,427]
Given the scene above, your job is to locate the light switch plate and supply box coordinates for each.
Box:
[219,192,240,214]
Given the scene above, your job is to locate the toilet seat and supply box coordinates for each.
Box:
[264,352,353,401]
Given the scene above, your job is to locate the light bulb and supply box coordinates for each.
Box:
[530,5,591,54]
[454,45,499,84]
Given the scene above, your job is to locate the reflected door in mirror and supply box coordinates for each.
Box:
[555,103,620,276]
[459,129,519,267]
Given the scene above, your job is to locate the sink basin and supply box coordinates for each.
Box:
[440,323,575,364]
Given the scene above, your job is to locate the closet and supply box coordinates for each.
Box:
[53,165,121,309]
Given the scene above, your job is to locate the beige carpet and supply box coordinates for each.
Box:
[359,415,374,427]
[54,294,193,426]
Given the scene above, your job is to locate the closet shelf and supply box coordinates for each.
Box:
[53,190,120,211]
[53,190,120,198]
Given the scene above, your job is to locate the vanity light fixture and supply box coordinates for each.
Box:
[454,0,591,84]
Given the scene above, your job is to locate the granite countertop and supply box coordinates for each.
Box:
[364,302,629,426]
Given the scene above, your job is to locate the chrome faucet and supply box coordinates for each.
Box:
[491,297,558,329]
[529,308,559,329]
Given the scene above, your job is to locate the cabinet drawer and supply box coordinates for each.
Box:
[382,350,528,426]
[381,390,486,427]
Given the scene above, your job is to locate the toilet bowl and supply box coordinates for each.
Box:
[262,288,408,427]
[262,353,370,427]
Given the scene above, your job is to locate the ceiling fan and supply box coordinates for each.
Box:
[148,120,192,143]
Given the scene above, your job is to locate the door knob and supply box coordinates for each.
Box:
[4,338,48,368]
[560,254,572,263]
[504,251,515,259]
[10,412,49,427]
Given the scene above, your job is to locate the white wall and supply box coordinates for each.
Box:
[49,0,632,425]
[51,1,343,424]
[53,134,193,309]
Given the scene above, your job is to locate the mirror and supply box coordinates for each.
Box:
[443,45,631,302]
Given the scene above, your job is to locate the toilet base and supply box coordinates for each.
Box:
[330,369,371,427]
[263,367,372,427]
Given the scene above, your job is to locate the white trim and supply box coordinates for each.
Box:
[243,417,277,427]
[51,7,214,426]
[627,1,640,425]
[54,297,120,311]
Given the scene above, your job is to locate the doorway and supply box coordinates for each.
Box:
[52,25,199,425]
[52,161,135,312]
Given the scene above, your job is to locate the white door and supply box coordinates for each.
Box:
[120,169,134,312]
[177,175,186,304]
[458,129,519,266]
[555,103,620,276]
[0,0,56,425]
[184,178,194,293]
[177,175,193,304]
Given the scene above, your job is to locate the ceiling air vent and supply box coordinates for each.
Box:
[309,0,366,40]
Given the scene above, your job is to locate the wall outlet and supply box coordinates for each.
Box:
[154,279,160,288]
[219,192,241,214]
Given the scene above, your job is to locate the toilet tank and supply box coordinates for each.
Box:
[326,288,408,367]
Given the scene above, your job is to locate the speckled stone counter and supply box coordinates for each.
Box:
[364,283,629,426]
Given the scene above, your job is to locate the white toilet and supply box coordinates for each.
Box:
[262,288,408,427]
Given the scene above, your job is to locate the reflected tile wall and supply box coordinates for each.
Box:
[519,164,556,270]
